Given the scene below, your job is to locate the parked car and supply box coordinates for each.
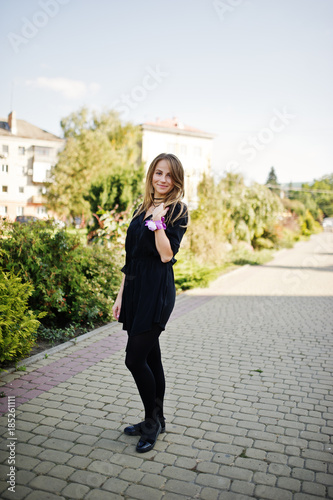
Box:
[15,215,39,223]
[322,217,333,231]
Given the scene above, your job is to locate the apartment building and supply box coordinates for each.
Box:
[141,117,214,209]
[0,111,65,220]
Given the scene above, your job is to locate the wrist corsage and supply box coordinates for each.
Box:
[145,216,166,231]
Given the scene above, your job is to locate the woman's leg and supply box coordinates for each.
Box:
[147,339,165,421]
[125,325,162,421]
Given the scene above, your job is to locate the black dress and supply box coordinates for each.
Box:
[118,203,188,337]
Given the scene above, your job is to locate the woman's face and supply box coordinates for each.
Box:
[152,159,174,198]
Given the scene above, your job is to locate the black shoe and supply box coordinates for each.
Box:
[124,417,166,436]
[124,422,142,436]
[136,420,161,453]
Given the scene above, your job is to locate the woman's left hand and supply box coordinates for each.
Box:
[152,203,169,221]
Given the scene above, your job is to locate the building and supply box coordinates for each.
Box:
[141,117,215,209]
[0,111,65,220]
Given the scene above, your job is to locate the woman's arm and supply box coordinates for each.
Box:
[154,229,174,263]
[112,273,125,320]
[152,203,173,263]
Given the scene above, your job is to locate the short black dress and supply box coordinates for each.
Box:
[118,203,188,337]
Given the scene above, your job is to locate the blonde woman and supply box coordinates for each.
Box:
[112,153,188,453]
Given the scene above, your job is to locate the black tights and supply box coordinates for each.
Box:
[125,325,165,421]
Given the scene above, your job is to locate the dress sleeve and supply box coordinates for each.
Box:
[121,207,140,274]
[165,205,188,257]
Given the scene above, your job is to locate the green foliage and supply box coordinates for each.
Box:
[282,198,322,238]
[174,250,229,291]
[88,206,132,255]
[86,167,144,227]
[191,172,283,254]
[288,174,333,219]
[282,198,306,218]
[0,271,41,364]
[38,324,77,344]
[299,210,322,236]
[0,220,122,329]
[252,237,274,250]
[46,107,144,221]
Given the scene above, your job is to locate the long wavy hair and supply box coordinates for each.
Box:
[134,153,188,226]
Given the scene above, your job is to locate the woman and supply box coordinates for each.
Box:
[112,153,188,453]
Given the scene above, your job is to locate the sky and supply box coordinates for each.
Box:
[1,0,332,185]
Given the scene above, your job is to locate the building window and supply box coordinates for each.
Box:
[2,145,9,154]
[19,186,24,193]
[194,146,202,157]
[37,206,47,216]
[0,205,8,215]
[1,164,8,173]
[18,147,26,155]
[2,186,8,193]
[180,145,187,156]
[34,146,51,157]
[17,166,25,175]
[17,207,24,216]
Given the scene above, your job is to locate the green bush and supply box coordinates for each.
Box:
[0,271,41,365]
[0,220,122,329]
[252,237,274,250]
[174,251,226,291]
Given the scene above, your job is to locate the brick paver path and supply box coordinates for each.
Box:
[1,232,332,500]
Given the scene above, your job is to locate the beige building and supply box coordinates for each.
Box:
[141,117,214,209]
[0,111,64,221]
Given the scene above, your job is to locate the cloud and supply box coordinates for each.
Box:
[25,77,101,99]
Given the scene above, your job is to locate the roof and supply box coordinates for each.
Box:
[141,117,215,139]
[0,117,63,142]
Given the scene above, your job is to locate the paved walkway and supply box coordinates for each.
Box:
[1,232,332,500]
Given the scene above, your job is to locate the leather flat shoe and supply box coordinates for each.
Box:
[124,422,142,436]
[124,417,166,436]
[136,420,161,453]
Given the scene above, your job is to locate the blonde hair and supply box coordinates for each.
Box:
[135,153,187,225]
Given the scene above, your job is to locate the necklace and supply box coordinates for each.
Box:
[152,197,164,208]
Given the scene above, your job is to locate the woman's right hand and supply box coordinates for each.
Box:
[112,296,122,320]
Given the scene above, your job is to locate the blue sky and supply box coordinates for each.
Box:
[1,0,332,184]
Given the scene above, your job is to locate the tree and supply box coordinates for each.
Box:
[46,108,144,222]
[288,174,333,220]
[265,167,280,196]
[266,167,278,186]
[309,174,333,218]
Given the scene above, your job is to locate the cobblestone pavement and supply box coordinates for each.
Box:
[1,232,332,500]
